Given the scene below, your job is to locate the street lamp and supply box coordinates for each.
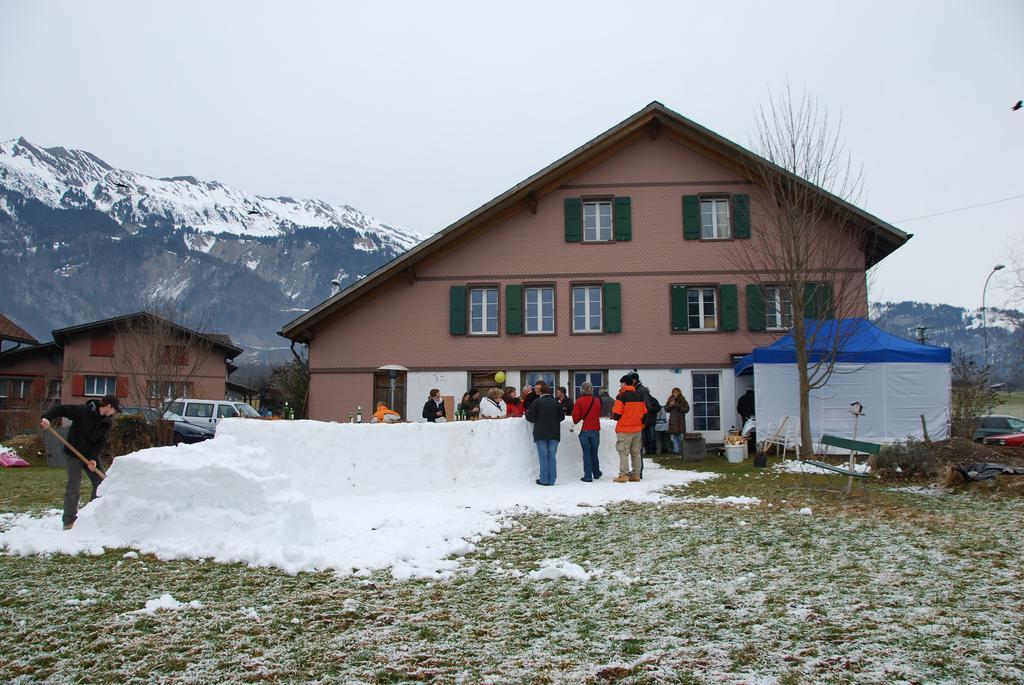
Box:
[982,264,1006,368]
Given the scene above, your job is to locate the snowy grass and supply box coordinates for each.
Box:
[2,461,1022,684]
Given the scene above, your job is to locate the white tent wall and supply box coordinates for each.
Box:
[752,362,951,450]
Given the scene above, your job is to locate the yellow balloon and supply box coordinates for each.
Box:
[494,371,506,384]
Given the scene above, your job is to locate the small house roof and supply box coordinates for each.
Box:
[52,312,243,358]
[0,314,39,345]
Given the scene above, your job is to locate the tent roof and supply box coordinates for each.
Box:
[733,318,951,375]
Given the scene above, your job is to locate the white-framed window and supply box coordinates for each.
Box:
[85,375,116,396]
[688,287,718,330]
[765,286,794,330]
[469,287,498,335]
[522,370,558,390]
[700,198,731,239]
[525,286,554,334]
[583,200,613,242]
[571,370,606,400]
[572,286,603,333]
[147,380,191,400]
[691,372,721,431]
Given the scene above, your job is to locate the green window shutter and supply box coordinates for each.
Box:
[682,195,700,240]
[746,284,766,331]
[803,283,834,320]
[603,282,621,333]
[733,194,750,239]
[614,196,632,241]
[671,285,689,332]
[564,198,582,242]
[720,284,738,331]
[449,286,467,335]
[505,285,522,335]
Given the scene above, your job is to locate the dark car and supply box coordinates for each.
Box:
[972,415,1024,443]
[121,405,215,445]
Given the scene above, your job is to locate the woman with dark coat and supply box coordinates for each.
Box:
[664,387,689,455]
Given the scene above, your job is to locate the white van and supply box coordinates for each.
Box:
[165,399,261,429]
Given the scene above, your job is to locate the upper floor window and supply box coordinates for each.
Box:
[572,286,603,333]
[469,287,498,335]
[525,286,554,334]
[701,198,730,239]
[583,200,613,242]
[765,286,794,330]
[163,345,188,366]
[688,287,718,330]
[85,375,116,396]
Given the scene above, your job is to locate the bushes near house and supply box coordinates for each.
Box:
[106,412,153,459]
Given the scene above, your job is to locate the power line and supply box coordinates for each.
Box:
[897,193,1024,223]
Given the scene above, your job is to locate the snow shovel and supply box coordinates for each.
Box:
[45,426,106,480]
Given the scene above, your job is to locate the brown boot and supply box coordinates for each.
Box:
[613,474,630,483]
[629,473,641,482]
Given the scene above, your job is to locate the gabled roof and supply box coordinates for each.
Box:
[280,101,910,343]
[0,341,59,364]
[0,314,39,345]
[52,312,243,358]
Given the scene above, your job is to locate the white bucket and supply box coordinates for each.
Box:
[725,444,746,463]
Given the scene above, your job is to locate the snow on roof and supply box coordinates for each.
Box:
[0,418,711,578]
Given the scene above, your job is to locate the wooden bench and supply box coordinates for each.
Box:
[799,434,882,479]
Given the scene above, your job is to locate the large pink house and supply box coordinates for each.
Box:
[280,103,908,441]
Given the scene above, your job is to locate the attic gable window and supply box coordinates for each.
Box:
[700,198,730,239]
[583,200,613,242]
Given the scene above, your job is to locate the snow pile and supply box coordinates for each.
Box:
[130,594,204,615]
[0,419,711,578]
[677,495,761,506]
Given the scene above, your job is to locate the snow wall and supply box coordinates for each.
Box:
[0,418,709,578]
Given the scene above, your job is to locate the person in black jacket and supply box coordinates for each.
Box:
[422,388,446,422]
[40,395,120,530]
[556,386,574,417]
[525,382,564,486]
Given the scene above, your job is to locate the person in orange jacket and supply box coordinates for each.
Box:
[373,402,401,423]
[611,374,647,482]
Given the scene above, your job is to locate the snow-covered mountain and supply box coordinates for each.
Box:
[0,137,423,248]
[0,137,428,357]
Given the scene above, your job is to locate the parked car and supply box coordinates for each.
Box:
[164,399,261,430]
[121,405,215,445]
[982,432,1024,447]
[972,415,1024,442]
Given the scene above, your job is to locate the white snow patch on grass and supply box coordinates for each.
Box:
[130,593,203,614]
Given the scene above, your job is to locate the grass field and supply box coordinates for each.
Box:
[2,459,1022,684]
[996,390,1024,418]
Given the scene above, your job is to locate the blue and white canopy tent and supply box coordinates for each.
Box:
[734,318,952,445]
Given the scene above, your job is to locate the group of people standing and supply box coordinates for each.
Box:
[420,372,692,487]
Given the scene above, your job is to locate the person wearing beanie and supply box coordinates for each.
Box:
[40,394,120,529]
[611,374,647,482]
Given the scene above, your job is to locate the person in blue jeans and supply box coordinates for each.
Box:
[571,381,603,481]
[525,381,564,485]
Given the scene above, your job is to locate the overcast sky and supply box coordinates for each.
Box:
[2,0,1021,309]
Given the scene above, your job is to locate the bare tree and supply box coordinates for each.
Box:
[734,84,874,456]
[950,351,1000,438]
[1004,238,1024,305]
[114,305,217,430]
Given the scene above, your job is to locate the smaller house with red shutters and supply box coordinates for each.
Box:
[0,312,241,435]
